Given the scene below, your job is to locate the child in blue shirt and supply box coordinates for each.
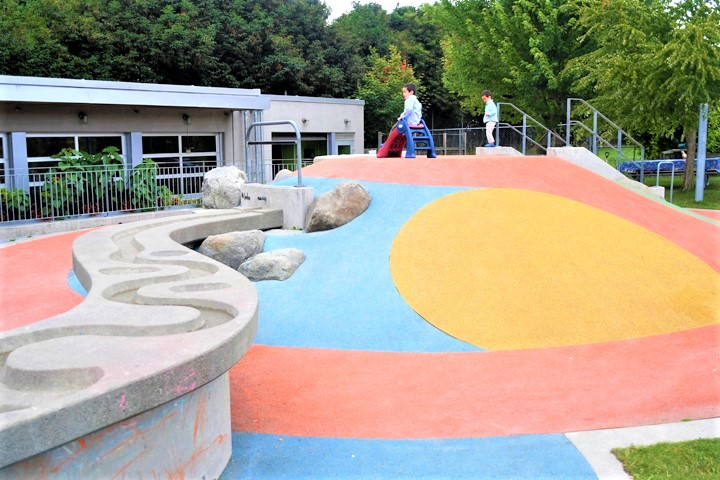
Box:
[482,90,498,147]
[397,83,422,126]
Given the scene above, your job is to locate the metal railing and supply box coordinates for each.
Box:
[496,103,567,154]
[565,98,646,179]
[378,108,565,156]
[655,161,676,203]
[270,159,314,180]
[0,165,208,225]
[246,120,304,186]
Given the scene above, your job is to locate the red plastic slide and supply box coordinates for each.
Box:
[376,126,406,158]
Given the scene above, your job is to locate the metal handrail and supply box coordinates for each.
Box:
[497,102,567,154]
[567,120,638,164]
[495,122,549,153]
[566,98,646,179]
[245,120,303,186]
[656,160,676,203]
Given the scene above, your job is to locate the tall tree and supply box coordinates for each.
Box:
[708,104,720,154]
[437,0,584,128]
[355,46,418,147]
[565,0,720,190]
[388,4,463,129]
[1,0,349,96]
[330,2,393,95]
[0,0,76,77]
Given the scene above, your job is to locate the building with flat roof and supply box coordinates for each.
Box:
[0,75,364,196]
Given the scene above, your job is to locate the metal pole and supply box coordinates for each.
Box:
[295,128,303,187]
[592,111,598,154]
[521,114,527,155]
[496,103,501,147]
[617,131,622,170]
[566,98,571,145]
[695,103,709,202]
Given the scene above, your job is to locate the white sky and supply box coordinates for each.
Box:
[324,1,433,22]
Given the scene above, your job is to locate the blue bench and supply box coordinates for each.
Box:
[619,158,720,185]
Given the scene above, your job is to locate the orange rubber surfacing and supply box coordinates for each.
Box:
[390,188,720,350]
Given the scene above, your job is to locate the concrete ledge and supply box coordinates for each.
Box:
[0,373,232,479]
[475,146,522,156]
[0,208,283,472]
[548,147,665,199]
[240,183,314,230]
[547,147,627,182]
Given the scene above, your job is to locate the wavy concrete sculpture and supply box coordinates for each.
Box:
[0,208,283,478]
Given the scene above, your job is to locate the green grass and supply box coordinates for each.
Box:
[612,438,720,479]
[597,146,643,167]
[637,175,720,210]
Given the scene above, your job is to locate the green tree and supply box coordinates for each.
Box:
[565,0,720,190]
[708,104,720,154]
[388,4,463,129]
[0,0,72,77]
[1,0,348,95]
[332,3,392,58]
[356,46,418,147]
[329,2,393,96]
[211,0,347,95]
[437,0,584,128]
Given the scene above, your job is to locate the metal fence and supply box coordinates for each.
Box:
[378,125,566,156]
[270,159,314,180]
[0,165,210,225]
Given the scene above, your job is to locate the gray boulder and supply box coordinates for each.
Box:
[239,248,305,281]
[305,182,371,232]
[202,166,248,209]
[198,230,266,269]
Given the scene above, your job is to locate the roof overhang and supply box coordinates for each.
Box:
[0,75,270,110]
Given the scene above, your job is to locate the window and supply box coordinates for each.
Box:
[271,133,327,173]
[142,134,219,196]
[26,134,125,174]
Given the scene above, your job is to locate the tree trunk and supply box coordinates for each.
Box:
[682,125,697,191]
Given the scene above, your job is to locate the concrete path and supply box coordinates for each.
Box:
[1,155,718,479]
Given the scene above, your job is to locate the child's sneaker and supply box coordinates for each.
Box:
[484,143,496,147]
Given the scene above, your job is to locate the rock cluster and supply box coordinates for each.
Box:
[198,181,371,280]
[199,231,304,281]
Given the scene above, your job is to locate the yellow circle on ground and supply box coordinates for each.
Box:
[389,189,720,350]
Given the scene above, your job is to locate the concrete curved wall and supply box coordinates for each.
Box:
[0,207,283,476]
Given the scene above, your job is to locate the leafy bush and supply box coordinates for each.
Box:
[0,187,31,221]
[40,147,126,216]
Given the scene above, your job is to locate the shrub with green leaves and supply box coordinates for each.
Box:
[0,187,31,221]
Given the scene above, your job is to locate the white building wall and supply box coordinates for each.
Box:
[262,95,364,154]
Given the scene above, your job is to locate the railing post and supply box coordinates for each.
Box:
[566,98,572,146]
[695,103,709,202]
[521,114,527,155]
[656,161,676,203]
[592,110,598,155]
[496,103,501,147]
[617,131,623,170]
